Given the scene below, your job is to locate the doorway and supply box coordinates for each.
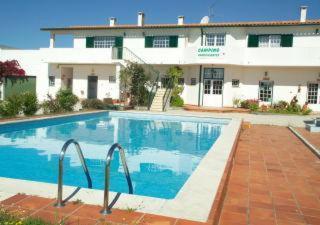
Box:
[88,76,98,99]
[202,68,224,107]
[61,67,73,90]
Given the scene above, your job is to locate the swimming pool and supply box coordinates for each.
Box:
[0,112,229,199]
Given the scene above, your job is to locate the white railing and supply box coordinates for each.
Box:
[40,48,113,64]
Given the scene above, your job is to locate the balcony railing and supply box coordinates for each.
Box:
[40,48,113,64]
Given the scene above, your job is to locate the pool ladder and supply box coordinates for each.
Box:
[54,139,133,215]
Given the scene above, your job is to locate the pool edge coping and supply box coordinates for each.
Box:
[0,110,242,222]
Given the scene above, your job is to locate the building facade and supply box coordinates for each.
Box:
[1,7,320,111]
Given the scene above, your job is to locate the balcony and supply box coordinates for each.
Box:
[244,47,320,67]
[40,48,113,64]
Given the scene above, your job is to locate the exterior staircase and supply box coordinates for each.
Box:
[150,88,166,111]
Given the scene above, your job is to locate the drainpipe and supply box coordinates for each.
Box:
[198,27,204,107]
[198,65,202,106]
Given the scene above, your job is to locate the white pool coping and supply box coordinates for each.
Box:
[0,111,241,222]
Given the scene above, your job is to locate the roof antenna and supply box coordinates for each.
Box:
[209,0,222,21]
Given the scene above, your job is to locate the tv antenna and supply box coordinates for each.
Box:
[209,0,222,20]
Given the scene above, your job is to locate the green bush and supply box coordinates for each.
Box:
[103,104,120,110]
[0,95,22,117]
[21,92,39,116]
[56,89,78,112]
[171,95,184,107]
[0,208,53,225]
[240,99,259,111]
[42,94,61,114]
[81,99,104,109]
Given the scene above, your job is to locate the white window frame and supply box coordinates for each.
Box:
[258,35,270,47]
[307,83,319,104]
[94,36,115,48]
[259,81,274,102]
[270,35,281,48]
[153,36,170,48]
[49,76,55,87]
[205,34,226,46]
[109,75,116,83]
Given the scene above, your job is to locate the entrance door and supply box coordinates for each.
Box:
[88,76,98,99]
[202,68,224,107]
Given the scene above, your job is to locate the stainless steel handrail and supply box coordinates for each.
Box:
[55,139,92,207]
[101,143,133,215]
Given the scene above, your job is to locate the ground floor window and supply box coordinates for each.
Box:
[259,81,273,102]
[307,83,319,104]
[49,76,55,86]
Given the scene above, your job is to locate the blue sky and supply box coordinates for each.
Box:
[0,0,319,49]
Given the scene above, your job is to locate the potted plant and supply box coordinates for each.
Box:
[232,98,241,108]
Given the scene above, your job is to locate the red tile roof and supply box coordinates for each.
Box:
[41,20,320,31]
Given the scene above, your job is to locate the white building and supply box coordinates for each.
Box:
[0,6,320,111]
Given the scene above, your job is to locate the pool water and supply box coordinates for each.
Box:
[0,112,228,199]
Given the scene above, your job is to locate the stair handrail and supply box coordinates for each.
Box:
[112,47,160,110]
[101,143,133,215]
[162,77,174,111]
[55,139,92,207]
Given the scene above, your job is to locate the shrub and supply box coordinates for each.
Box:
[81,99,104,109]
[21,92,39,116]
[0,95,22,117]
[103,98,113,105]
[240,99,259,111]
[42,94,61,114]
[56,89,78,112]
[171,95,184,107]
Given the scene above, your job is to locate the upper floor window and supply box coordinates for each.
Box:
[248,34,293,48]
[258,35,281,48]
[94,36,115,48]
[205,34,226,46]
[145,36,178,48]
[153,36,170,48]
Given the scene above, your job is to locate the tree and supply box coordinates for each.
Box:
[120,63,149,106]
[166,66,184,106]
[0,60,25,83]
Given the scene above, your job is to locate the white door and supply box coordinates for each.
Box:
[203,79,223,107]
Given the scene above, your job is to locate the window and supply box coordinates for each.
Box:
[94,36,115,48]
[178,78,184,85]
[109,76,116,83]
[248,34,293,48]
[259,81,273,102]
[232,79,240,87]
[307,83,319,104]
[212,80,223,94]
[49,76,55,86]
[190,78,196,85]
[203,68,224,80]
[270,35,281,47]
[216,34,226,46]
[258,35,269,47]
[153,36,170,48]
[204,80,211,94]
[205,34,226,46]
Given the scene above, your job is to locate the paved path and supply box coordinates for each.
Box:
[167,109,318,127]
[218,125,320,225]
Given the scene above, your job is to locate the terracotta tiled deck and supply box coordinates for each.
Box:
[1,125,320,225]
[184,105,250,113]
[218,125,320,225]
[295,127,320,150]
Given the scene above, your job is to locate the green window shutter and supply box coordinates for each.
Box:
[247,35,259,47]
[145,36,154,48]
[169,36,178,47]
[115,36,123,47]
[114,37,123,59]
[281,34,293,47]
[86,37,94,48]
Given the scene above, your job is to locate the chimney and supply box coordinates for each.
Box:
[300,6,308,22]
[138,12,145,26]
[109,17,117,26]
[178,16,184,25]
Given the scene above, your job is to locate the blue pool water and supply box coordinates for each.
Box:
[0,112,228,199]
